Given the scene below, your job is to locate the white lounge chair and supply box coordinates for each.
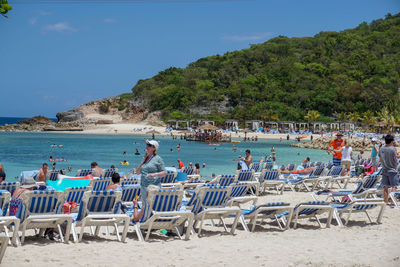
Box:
[71,190,129,242]
[0,191,20,246]
[132,188,193,241]
[0,233,8,264]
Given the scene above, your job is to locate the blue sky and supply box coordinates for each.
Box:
[1,0,399,118]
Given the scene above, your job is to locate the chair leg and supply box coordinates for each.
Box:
[231,211,240,235]
[95,226,101,237]
[71,223,78,243]
[198,213,206,236]
[64,219,72,244]
[79,222,86,242]
[364,210,373,224]
[377,205,385,224]
[121,219,129,243]
[134,224,144,242]
[326,209,333,228]
[114,223,121,242]
[57,225,65,243]
[185,215,194,240]
[239,216,249,232]
[0,236,7,264]
[333,209,344,227]
[315,215,322,228]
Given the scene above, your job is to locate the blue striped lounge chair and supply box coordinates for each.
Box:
[0,190,20,246]
[0,182,20,196]
[389,192,400,208]
[100,168,117,178]
[311,165,344,191]
[89,177,111,191]
[249,162,260,172]
[0,233,8,263]
[226,182,258,207]
[121,184,141,207]
[64,186,91,204]
[277,201,333,229]
[160,171,177,184]
[292,166,326,192]
[76,169,93,177]
[312,173,381,202]
[237,202,293,232]
[47,170,60,181]
[330,199,386,226]
[262,162,274,171]
[287,163,296,171]
[216,175,236,186]
[132,188,194,241]
[190,185,241,236]
[235,170,255,182]
[19,190,72,243]
[258,169,285,194]
[182,166,195,176]
[121,177,140,186]
[71,190,129,242]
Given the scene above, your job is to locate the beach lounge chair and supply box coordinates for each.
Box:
[64,186,91,204]
[216,175,236,186]
[0,182,20,196]
[389,191,400,208]
[262,162,274,171]
[249,162,260,172]
[47,170,60,181]
[100,168,117,178]
[0,233,8,263]
[76,169,93,177]
[71,190,129,242]
[190,185,241,236]
[278,201,333,229]
[311,166,344,190]
[19,190,72,243]
[226,182,258,207]
[287,163,296,171]
[312,173,381,202]
[235,170,255,182]
[237,202,293,232]
[182,166,200,181]
[89,177,111,191]
[121,184,141,207]
[160,170,177,184]
[121,177,140,186]
[132,188,193,241]
[330,199,386,226]
[288,166,326,192]
[0,191,20,246]
[258,169,285,194]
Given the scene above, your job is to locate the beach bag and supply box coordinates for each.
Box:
[63,202,78,214]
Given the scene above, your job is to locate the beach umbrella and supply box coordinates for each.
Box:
[240,129,253,138]
[198,123,218,130]
[146,130,161,134]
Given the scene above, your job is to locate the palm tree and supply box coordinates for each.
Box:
[361,110,377,129]
[347,112,361,126]
[333,111,347,122]
[304,110,320,122]
[377,107,395,128]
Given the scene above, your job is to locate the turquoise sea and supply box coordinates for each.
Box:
[0,132,331,181]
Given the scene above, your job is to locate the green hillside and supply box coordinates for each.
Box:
[128,13,400,123]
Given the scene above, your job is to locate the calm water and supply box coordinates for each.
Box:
[0,132,331,181]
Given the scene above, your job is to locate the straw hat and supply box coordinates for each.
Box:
[21,177,38,189]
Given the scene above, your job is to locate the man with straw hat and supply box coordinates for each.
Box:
[328,132,344,166]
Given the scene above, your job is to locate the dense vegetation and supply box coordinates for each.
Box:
[128,13,400,123]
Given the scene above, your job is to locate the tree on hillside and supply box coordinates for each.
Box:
[304,110,320,122]
[361,110,377,128]
[0,0,12,18]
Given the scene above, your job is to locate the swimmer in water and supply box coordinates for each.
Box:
[135,149,140,155]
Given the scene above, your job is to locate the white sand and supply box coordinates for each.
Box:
[3,187,400,266]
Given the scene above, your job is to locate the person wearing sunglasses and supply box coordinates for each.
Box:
[135,139,166,206]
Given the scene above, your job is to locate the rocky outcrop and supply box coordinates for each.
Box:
[18,116,55,125]
[291,135,379,152]
[143,111,166,126]
[56,109,84,122]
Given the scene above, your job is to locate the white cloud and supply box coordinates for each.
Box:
[221,32,273,42]
[43,22,78,33]
[28,17,38,25]
[36,10,53,16]
[104,18,116,23]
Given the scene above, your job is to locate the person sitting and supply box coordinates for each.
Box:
[361,162,374,177]
[194,163,200,175]
[302,157,310,166]
[106,173,122,191]
[13,177,39,199]
[0,170,6,183]
[281,167,314,175]
[91,162,104,177]
[37,163,48,182]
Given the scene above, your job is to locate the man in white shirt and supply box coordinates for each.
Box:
[341,140,353,176]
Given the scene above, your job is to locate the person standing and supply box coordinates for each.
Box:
[328,133,344,166]
[378,134,398,204]
[341,140,353,175]
[136,140,166,206]
[370,138,379,172]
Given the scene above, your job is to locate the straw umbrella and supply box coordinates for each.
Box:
[198,123,218,130]
[146,129,161,139]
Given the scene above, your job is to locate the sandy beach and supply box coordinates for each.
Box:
[3,188,399,267]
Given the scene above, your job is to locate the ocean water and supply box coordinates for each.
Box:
[0,117,57,126]
[0,132,331,181]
